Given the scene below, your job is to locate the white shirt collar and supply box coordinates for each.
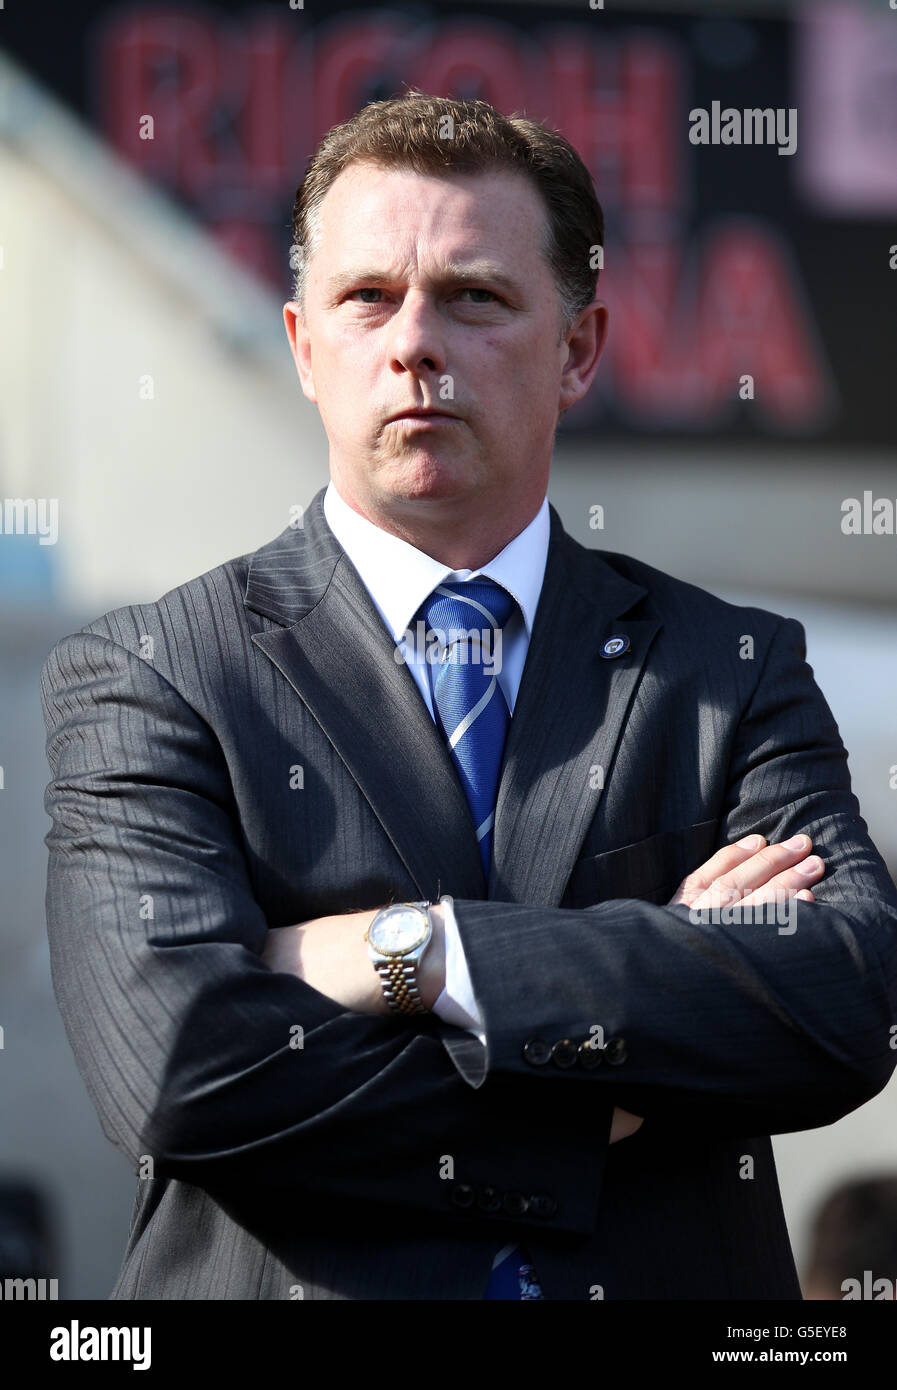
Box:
[322,479,549,641]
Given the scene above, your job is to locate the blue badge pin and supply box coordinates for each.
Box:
[601,634,630,659]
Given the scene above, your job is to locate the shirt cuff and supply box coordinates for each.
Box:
[431,894,486,1046]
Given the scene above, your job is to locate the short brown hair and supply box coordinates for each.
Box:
[289,87,603,340]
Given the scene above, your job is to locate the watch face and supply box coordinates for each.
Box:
[369,906,429,955]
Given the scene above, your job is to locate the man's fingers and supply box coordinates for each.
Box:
[670,833,768,905]
[737,879,817,909]
[686,835,821,911]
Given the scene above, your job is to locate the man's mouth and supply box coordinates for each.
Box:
[386,407,461,425]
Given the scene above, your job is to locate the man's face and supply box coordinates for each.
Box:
[285,161,603,527]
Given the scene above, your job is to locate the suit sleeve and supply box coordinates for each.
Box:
[448,617,897,1137]
[40,630,610,1235]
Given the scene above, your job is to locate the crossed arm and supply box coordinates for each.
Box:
[260,832,825,1143]
[260,833,824,1015]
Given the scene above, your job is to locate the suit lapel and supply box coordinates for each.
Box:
[246,489,486,902]
[488,510,662,906]
[245,488,662,909]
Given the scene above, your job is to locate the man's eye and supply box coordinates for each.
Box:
[347,287,497,305]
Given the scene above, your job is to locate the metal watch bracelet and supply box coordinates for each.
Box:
[375,955,428,1016]
[370,900,433,1017]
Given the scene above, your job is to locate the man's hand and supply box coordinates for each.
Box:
[668,831,823,911]
[260,901,448,1016]
[609,1108,643,1143]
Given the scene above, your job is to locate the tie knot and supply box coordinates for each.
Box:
[418,578,518,638]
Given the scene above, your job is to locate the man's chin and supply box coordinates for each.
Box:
[378,455,478,504]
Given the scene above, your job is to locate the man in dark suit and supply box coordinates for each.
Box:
[41,91,897,1300]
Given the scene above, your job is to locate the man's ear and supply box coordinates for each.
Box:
[283,301,317,404]
[558,300,608,416]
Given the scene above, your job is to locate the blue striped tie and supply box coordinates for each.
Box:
[418,578,544,1301]
[420,578,515,874]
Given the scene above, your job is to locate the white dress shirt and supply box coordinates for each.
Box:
[322,480,550,1047]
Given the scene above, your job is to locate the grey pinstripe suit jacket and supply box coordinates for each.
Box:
[40,486,897,1299]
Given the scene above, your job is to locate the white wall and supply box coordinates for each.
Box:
[0,55,328,616]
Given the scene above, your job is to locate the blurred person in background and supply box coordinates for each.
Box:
[803,1175,897,1300]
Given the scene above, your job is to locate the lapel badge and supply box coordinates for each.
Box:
[601,634,630,659]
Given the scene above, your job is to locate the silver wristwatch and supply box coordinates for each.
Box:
[365,901,434,1016]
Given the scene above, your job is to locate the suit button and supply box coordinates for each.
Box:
[578,1039,603,1069]
[477,1186,503,1215]
[529,1193,558,1219]
[523,1037,552,1066]
[450,1183,475,1210]
[604,1036,629,1065]
[503,1191,529,1218]
[551,1039,578,1068]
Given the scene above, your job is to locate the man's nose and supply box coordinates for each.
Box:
[386,291,447,375]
